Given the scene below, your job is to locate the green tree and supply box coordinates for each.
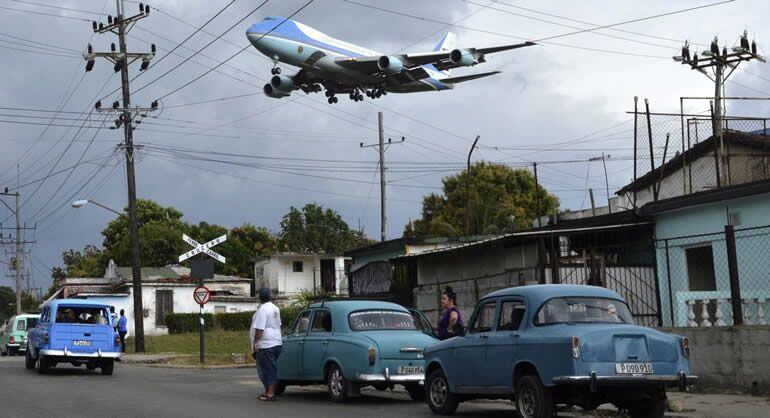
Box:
[55,199,280,280]
[0,286,14,321]
[408,162,559,237]
[279,203,372,254]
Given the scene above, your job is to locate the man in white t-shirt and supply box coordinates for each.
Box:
[250,288,282,401]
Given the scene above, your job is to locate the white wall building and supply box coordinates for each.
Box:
[254,253,350,299]
[47,262,257,336]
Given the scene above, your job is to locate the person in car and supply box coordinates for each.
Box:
[437,286,464,340]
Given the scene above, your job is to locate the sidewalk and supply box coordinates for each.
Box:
[121,353,253,368]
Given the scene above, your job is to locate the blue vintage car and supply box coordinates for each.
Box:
[277,300,438,401]
[424,285,697,418]
[26,299,121,375]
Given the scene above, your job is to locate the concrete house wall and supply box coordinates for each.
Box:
[654,191,770,326]
[256,255,349,298]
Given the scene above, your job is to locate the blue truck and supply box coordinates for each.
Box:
[26,299,121,375]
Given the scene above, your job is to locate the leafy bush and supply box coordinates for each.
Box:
[217,311,255,331]
[165,313,215,334]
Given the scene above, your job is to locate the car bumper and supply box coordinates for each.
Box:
[39,349,121,359]
[553,372,697,391]
[356,368,424,385]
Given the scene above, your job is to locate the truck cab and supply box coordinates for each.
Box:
[26,299,121,375]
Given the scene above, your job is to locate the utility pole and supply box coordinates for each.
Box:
[589,154,612,214]
[465,135,480,235]
[360,112,404,242]
[0,187,36,315]
[674,32,766,187]
[84,0,157,352]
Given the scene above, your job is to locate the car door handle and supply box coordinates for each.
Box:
[321,341,328,345]
[298,342,304,345]
[479,335,488,339]
[511,334,520,338]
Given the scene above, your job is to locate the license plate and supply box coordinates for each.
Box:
[397,365,423,375]
[72,340,91,347]
[615,363,653,375]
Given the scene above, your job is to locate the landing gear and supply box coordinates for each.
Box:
[349,91,364,102]
[270,66,281,75]
[327,96,338,104]
[365,88,387,100]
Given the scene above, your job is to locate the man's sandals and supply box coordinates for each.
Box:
[258,394,278,401]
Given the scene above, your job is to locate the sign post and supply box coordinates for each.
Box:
[180,234,226,364]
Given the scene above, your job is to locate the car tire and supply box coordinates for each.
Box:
[25,348,35,369]
[101,359,115,376]
[9,347,18,356]
[275,381,286,396]
[0,349,6,357]
[426,369,459,415]
[514,374,553,418]
[327,364,349,402]
[405,384,426,401]
[37,354,50,374]
[629,390,666,418]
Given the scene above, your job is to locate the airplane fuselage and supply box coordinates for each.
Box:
[246,17,450,93]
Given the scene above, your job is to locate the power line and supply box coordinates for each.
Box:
[0,4,91,21]
[99,0,238,100]
[156,1,316,102]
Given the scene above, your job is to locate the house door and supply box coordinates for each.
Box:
[320,259,336,293]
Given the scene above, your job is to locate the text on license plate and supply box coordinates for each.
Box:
[72,340,91,347]
[615,363,653,374]
[397,365,423,375]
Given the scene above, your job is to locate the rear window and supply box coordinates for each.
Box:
[17,318,37,331]
[55,306,109,325]
[349,310,416,331]
[535,297,633,325]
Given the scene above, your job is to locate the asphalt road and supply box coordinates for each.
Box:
[2,357,767,418]
[0,356,515,418]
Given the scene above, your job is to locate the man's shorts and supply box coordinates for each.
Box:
[256,345,283,387]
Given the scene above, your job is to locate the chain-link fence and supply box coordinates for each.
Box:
[656,224,770,327]
[627,101,770,208]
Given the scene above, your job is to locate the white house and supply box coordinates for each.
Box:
[254,253,350,300]
[47,261,257,336]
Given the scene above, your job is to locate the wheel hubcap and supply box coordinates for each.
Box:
[429,377,448,407]
[518,386,537,417]
[330,369,343,396]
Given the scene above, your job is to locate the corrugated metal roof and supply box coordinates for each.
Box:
[390,221,652,261]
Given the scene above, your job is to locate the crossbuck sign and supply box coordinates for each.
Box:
[179,234,227,264]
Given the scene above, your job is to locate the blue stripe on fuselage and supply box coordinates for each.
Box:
[247,17,449,91]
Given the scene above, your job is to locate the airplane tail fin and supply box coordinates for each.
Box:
[433,32,456,52]
[432,32,456,76]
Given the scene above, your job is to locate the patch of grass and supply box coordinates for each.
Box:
[126,330,251,356]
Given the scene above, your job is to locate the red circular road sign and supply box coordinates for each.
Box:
[193,286,211,306]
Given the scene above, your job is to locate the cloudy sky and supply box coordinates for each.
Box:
[1,0,769,291]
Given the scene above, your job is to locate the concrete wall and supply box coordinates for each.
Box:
[660,326,770,393]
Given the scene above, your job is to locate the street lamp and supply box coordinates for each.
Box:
[71,199,124,216]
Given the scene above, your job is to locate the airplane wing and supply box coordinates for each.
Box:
[334,41,535,75]
[440,71,500,84]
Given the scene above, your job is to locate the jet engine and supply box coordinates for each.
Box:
[270,75,294,91]
[377,56,404,74]
[449,49,476,66]
[263,83,290,98]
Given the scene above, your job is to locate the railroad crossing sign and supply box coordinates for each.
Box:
[193,285,211,306]
[179,234,227,263]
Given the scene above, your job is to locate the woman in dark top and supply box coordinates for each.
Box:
[437,286,463,340]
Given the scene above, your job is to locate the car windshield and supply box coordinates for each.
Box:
[349,310,417,331]
[535,297,633,325]
[55,306,109,325]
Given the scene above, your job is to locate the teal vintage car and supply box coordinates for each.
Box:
[277,300,438,402]
[0,314,40,356]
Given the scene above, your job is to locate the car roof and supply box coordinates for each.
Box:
[308,300,409,313]
[483,284,625,307]
[44,299,112,309]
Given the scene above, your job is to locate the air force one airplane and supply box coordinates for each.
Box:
[246,16,535,104]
